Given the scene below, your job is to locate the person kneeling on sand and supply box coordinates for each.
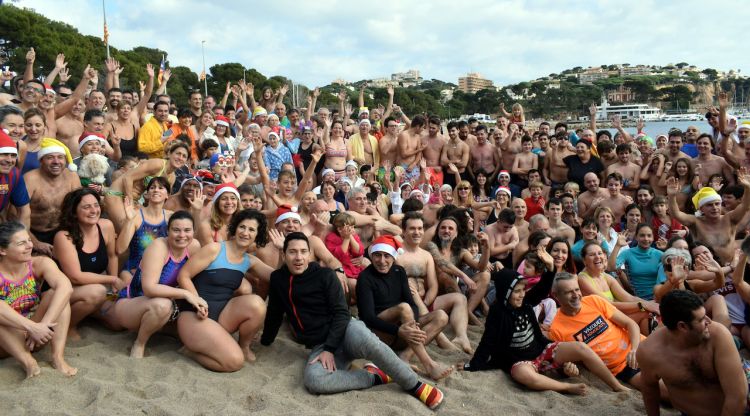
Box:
[356,233,453,381]
[461,260,629,395]
[261,232,445,410]
[0,222,77,378]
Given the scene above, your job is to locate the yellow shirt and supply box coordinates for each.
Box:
[138,117,167,159]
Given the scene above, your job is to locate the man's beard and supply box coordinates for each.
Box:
[439,237,452,249]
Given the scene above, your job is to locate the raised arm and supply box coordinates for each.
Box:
[154,68,170,96]
[382,84,395,120]
[358,83,366,108]
[134,64,155,118]
[588,102,597,132]
[23,48,35,83]
[45,53,67,86]
[55,65,96,117]
[666,176,696,226]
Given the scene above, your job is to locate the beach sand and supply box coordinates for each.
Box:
[0,320,677,415]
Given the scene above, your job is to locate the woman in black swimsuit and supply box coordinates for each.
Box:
[54,188,122,339]
[106,102,138,157]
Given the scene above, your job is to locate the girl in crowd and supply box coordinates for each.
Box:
[0,221,77,377]
[658,157,699,210]
[613,223,663,301]
[176,209,273,372]
[320,181,345,215]
[105,142,189,232]
[617,203,642,246]
[21,108,46,174]
[571,218,611,264]
[54,189,120,339]
[191,110,214,143]
[594,207,618,251]
[321,120,350,180]
[324,213,364,298]
[105,101,139,159]
[579,240,659,335]
[102,211,202,358]
[116,177,172,282]
[485,186,511,226]
[197,183,239,245]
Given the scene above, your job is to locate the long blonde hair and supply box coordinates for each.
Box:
[453,180,474,208]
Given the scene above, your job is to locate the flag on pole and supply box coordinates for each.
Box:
[103,22,109,45]
[102,0,110,58]
[157,55,166,85]
[199,70,206,81]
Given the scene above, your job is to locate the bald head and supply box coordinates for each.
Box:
[584,173,600,192]
[529,214,549,232]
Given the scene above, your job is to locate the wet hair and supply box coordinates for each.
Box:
[283,231,309,252]
[167,210,194,229]
[497,208,516,225]
[402,211,424,229]
[475,125,487,134]
[411,114,426,128]
[0,221,26,249]
[720,184,744,199]
[0,105,23,125]
[446,121,458,131]
[167,141,190,156]
[83,109,105,122]
[660,290,704,330]
[528,230,550,250]
[58,188,101,249]
[116,155,138,169]
[597,140,615,155]
[23,107,46,124]
[227,209,268,248]
[401,198,424,214]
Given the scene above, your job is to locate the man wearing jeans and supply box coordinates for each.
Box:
[261,232,444,410]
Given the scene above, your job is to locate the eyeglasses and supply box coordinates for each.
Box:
[24,85,44,94]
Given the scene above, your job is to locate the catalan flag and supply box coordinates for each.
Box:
[157,55,166,85]
[199,70,206,81]
[103,21,109,45]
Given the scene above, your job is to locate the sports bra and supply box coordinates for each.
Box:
[77,224,109,275]
[579,270,614,302]
[0,261,39,317]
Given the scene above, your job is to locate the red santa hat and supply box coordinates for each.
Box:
[369,235,404,259]
[275,204,301,225]
[78,132,106,149]
[44,84,55,95]
[215,115,230,127]
[0,129,18,155]
[211,183,240,203]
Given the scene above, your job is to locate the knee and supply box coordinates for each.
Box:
[220,350,245,373]
[79,284,107,304]
[453,293,467,307]
[571,341,593,357]
[398,303,414,320]
[476,272,490,285]
[303,364,331,394]
[246,295,267,316]
[435,310,449,326]
[149,298,173,319]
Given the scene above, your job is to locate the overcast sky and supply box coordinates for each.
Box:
[17,0,749,88]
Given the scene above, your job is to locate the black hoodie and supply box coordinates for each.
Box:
[465,268,555,372]
[261,262,351,352]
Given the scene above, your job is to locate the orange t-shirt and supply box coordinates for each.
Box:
[549,295,634,375]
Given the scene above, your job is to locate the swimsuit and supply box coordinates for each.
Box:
[579,270,614,302]
[0,262,40,317]
[112,122,139,157]
[77,224,109,275]
[123,209,168,271]
[179,241,251,321]
[143,159,168,189]
[120,246,189,299]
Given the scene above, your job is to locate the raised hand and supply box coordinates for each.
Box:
[665,177,680,197]
[245,82,254,96]
[58,67,71,83]
[636,117,645,132]
[188,188,205,212]
[83,65,97,81]
[231,84,241,98]
[611,115,621,129]
[312,147,324,163]
[447,163,458,173]
[387,83,394,96]
[145,63,154,78]
[0,68,12,84]
[344,103,353,117]
[313,87,320,98]
[162,68,171,82]
[268,228,285,250]
[588,102,597,116]
[616,231,628,247]
[114,61,124,75]
[105,57,117,72]
[738,168,750,188]
[25,47,35,63]
[718,91,729,109]
[338,90,347,102]
[138,80,146,92]
[225,81,231,95]
[54,53,67,69]
[280,84,289,96]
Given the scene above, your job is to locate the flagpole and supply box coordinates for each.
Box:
[102,0,110,58]
[163,54,167,95]
[201,40,207,97]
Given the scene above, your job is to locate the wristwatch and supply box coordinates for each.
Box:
[335,267,344,274]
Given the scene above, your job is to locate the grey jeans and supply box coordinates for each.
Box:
[303,319,418,394]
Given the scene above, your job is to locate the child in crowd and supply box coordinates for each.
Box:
[523,181,546,221]
[324,212,364,299]
[650,195,686,248]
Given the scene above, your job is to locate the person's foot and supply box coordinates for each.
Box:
[452,336,473,354]
[51,356,78,377]
[436,334,459,351]
[130,341,146,358]
[364,363,392,385]
[242,346,256,363]
[561,383,587,395]
[611,382,631,393]
[426,362,454,381]
[67,327,81,342]
[410,381,444,410]
[22,358,41,379]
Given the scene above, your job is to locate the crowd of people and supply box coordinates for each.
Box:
[1,48,750,414]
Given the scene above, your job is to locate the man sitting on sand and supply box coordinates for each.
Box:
[356,232,453,381]
[462,269,629,395]
[638,290,748,416]
[261,232,446,410]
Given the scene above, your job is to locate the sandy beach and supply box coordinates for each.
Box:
[0,319,676,415]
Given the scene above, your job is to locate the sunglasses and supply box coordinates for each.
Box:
[58,92,71,98]
[458,187,469,191]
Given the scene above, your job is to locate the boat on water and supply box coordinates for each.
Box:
[594,97,661,121]
[660,113,704,122]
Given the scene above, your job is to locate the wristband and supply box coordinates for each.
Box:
[335,267,344,274]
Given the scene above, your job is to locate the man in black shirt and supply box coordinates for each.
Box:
[261,232,445,410]
[357,234,453,381]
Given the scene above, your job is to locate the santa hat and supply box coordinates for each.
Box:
[78,132,105,149]
[498,170,510,179]
[495,186,511,198]
[275,204,301,224]
[321,168,335,178]
[38,137,76,172]
[358,107,370,116]
[369,235,404,259]
[212,183,240,203]
[44,84,55,95]
[0,129,18,155]
[359,118,371,126]
[180,176,203,190]
[345,160,358,169]
[215,115,230,127]
[692,187,721,216]
[739,122,750,131]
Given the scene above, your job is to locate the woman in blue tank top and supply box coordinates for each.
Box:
[176,209,274,372]
[100,211,202,358]
[116,177,172,279]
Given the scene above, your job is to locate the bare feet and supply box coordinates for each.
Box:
[23,358,41,379]
[426,362,454,381]
[452,336,473,354]
[561,383,587,395]
[468,313,483,327]
[436,334,459,350]
[611,383,631,393]
[130,341,146,358]
[51,356,78,377]
[67,327,81,342]
[242,346,256,363]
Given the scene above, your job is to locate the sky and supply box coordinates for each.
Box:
[13,0,750,88]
